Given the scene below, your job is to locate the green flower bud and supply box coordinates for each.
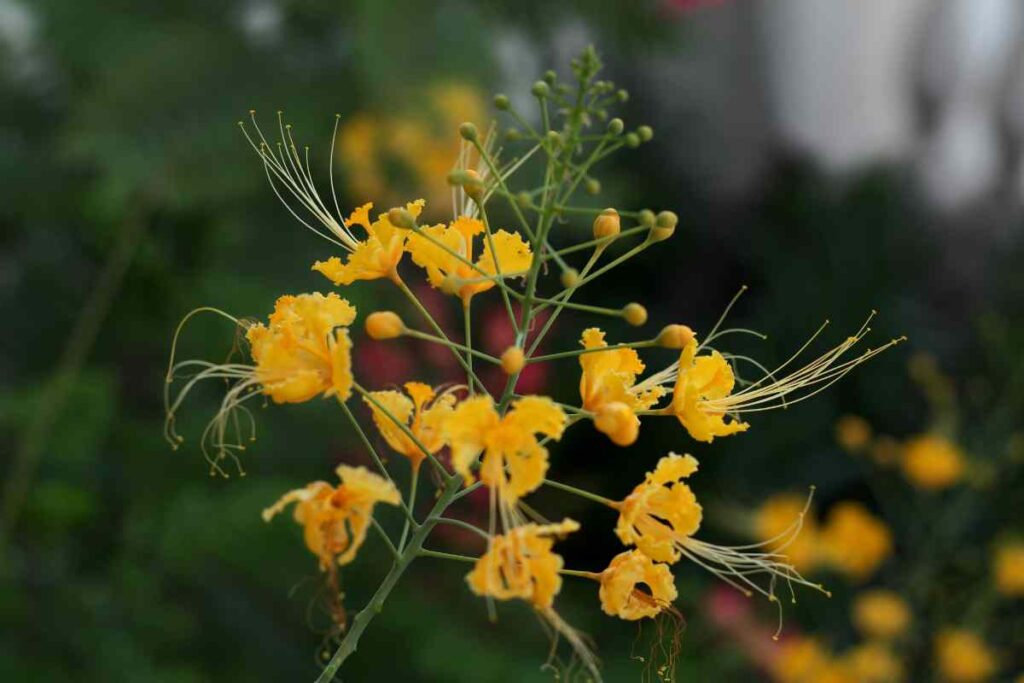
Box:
[543,70,557,85]
[607,118,624,135]
[459,122,478,142]
[655,210,678,230]
[638,210,656,228]
[625,133,640,148]
[505,128,522,142]
[387,207,417,230]
[637,125,653,142]
[531,81,550,98]
[493,94,510,110]
[585,178,601,195]
[616,89,629,103]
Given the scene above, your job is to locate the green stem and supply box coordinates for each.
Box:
[338,401,418,525]
[393,276,486,393]
[528,339,657,364]
[426,516,490,541]
[369,518,401,561]
[419,548,479,563]
[398,466,419,552]
[542,478,618,507]
[402,329,501,364]
[315,475,463,682]
[541,225,648,260]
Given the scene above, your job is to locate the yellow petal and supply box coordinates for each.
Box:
[475,230,532,283]
[446,396,500,484]
[365,390,415,457]
[506,395,566,440]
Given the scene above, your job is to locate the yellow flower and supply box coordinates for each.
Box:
[835,414,872,452]
[994,541,1024,597]
[578,327,666,446]
[466,519,579,609]
[164,292,357,475]
[754,494,820,574]
[638,317,902,443]
[935,629,998,683]
[311,200,424,285]
[364,382,455,471]
[445,395,565,501]
[852,590,912,640]
[598,550,677,620]
[407,215,532,305]
[820,502,892,581]
[247,292,356,404]
[616,454,820,604]
[262,465,401,569]
[666,339,749,442]
[842,642,903,682]
[902,434,965,491]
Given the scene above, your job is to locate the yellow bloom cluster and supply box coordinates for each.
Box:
[168,49,900,681]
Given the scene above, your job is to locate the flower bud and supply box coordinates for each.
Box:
[592,208,621,240]
[622,303,648,327]
[625,133,640,148]
[637,125,653,142]
[607,118,624,135]
[657,324,695,349]
[365,311,405,340]
[560,268,580,288]
[531,81,549,98]
[616,89,629,103]
[543,70,557,85]
[638,210,656,228]
[386,207,416,230]
[545,130,562,148]
[500,346,525,375]
[505,128,522,142]
[584,178,601,195]
[649,210,677,242]
[493,94,510,110]
[459,122,478,142]
[515,191,532,209]
[462,169,485,201]
[594,402,639,447]
[447,169,471,186]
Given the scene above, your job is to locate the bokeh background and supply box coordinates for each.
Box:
[2,0,1022,680]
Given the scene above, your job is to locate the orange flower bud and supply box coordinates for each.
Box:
[365,311,405,340]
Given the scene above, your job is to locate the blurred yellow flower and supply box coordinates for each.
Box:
[365,382,455,472]
[667,339,749,443]
[993,541,1024,597]
[820,502,892,581]
[578,327,666,446]
[598,549,678,620]
[755,494,820,574]
[852,589,912,640]
[407,215,532,305]
[445,395,565,501]
[842,642,903,682]
[871,434,901,467]
[466,519,578,609]
[935,629,997,683]
[902,434,966,490]
[337,82,486,215]
[247,292,356,403]
[262,465,401,569]
[835,414,872,452]
[311,200,425,286]
[774,638,852,683]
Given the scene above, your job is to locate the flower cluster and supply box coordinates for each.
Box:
[165,47,900,680]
